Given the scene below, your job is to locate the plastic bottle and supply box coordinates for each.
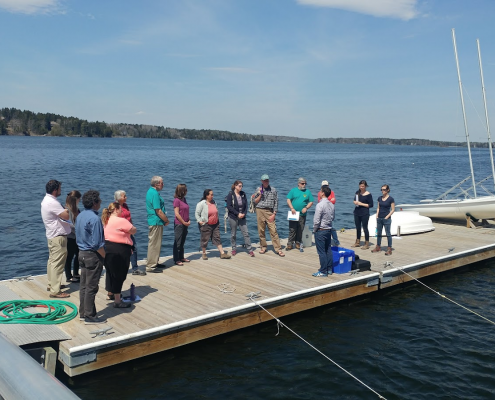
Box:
[130,283,136,301]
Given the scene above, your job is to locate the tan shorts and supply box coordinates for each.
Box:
[200,223,221,248]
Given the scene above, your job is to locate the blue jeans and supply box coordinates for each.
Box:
[315,230,333,275]
[376,217,392,247]
[130,234,138,270]
[331,227,340,246]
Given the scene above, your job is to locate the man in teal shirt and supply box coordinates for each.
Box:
[286,177,314,250]
[146,176,170,272]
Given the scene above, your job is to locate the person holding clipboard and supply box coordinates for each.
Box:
[286,177,314,250]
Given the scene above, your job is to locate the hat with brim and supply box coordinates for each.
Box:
[261,174,269,180]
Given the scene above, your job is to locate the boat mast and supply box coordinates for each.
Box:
[476,38,495,191]
[452,28,477,197]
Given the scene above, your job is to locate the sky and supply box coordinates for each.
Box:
[1,0,495,141]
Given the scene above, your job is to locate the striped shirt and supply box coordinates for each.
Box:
[255,185,278,212]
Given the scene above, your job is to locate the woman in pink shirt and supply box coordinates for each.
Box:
[195,189,231,261]
[102,202,136,308]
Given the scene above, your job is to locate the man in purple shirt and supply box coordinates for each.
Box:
[76,190,107,325]
[312,186,335,277]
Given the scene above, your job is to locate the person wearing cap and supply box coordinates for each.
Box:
[252,174,284,256]
[317,180,340,246]
[286,177,314,250]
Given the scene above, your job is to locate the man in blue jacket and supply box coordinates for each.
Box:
[76,190,107,324]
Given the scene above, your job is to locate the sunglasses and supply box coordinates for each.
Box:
[300,182,307,185]
[381,189,388,191]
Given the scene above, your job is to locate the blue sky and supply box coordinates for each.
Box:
[1,0,495,141]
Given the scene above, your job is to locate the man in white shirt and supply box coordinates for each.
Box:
[41,180,71,298]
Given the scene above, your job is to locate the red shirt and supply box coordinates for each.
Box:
[120,202,132,222]
[207,203,219,225]
[318,190,336,204]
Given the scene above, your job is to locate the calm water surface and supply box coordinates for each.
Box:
[1,136,494,399]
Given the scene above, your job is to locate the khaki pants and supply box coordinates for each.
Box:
[147,225,163,270]
[256,208,281,252]
[47,235,68,295]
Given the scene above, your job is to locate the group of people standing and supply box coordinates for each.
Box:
[40,175,395,323]
[351,180,395,256]
[42,182,136,324]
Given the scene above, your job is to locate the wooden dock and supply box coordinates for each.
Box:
[2,222,495,376]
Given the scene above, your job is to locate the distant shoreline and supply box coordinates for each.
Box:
[0,107,490,148]
[2,133,488,148]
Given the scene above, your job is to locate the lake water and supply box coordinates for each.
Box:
[1,136,495,399]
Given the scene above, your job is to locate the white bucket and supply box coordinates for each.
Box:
[301,224,313,248]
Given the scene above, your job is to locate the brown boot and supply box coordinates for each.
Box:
[361,241,370,250]
[351,239,360,247]
[385,247,392,256]
[371,245,381,253]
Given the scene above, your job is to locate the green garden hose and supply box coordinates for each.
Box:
[0,300,78,324]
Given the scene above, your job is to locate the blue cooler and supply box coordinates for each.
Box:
[331,247,355,274]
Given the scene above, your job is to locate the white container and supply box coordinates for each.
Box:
[301,224,313,248]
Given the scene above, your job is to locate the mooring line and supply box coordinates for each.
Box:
[394,264,495,325]
[247,293,387,400]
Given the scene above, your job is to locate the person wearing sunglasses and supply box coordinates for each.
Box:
[286,177,314,250]
[371,185,395,256]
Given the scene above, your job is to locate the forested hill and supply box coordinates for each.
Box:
[0,107,490,147]
[0,107,264,141]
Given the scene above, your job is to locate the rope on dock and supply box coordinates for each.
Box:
[394,265,495,326]
[218,283,236,294]
[0,300,77,324]
[246,293,387,400]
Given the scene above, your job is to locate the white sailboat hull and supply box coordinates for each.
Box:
[397,196,495,221]
[366,211,435,236]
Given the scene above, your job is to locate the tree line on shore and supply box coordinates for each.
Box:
[0,107,489,147]
[0,107,263,141]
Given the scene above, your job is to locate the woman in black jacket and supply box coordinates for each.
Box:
[226,180,254,257]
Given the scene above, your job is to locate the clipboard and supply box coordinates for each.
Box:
[287,211,300,221]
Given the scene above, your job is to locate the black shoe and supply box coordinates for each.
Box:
[84,316,107,325]
[114,302,132,308]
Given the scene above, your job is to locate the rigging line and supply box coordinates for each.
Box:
[247,295,387,400]
[464,86,488,132]
[394,265,495,326]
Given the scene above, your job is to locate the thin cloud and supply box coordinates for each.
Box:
[0,0,62,14]
[296,0,420,20]
[119,39,142,46]
[207,67,259,74]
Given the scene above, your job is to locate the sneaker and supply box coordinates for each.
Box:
[132,269,147,276]
[84,316,108,325]
[202,254,208,260]
[312,271,328,277]
[220,252,231,259]
[79,315,85,321]
[114,302,132,308]
[295,243,301,249]
[248,251,255,257]
[286,245,293,251]
[231,249,237,256]
[146,268,161,273]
